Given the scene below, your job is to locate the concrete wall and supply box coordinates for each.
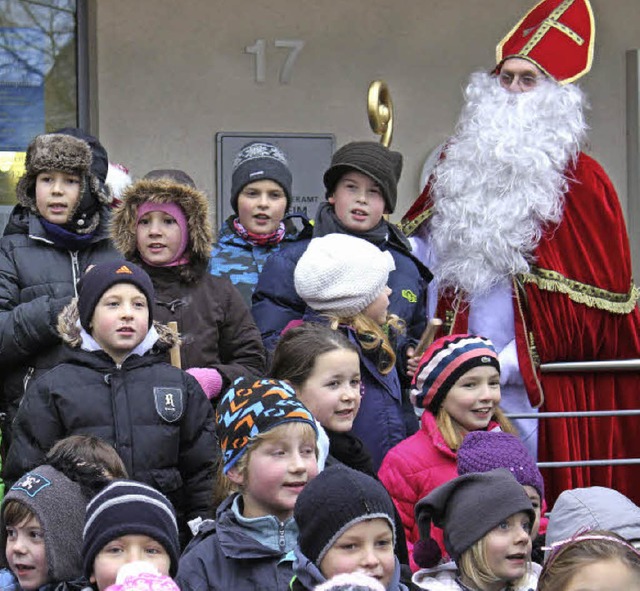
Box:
[94,0,640,268]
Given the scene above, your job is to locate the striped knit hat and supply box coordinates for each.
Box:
[216,377,317,473]
[82,480,180,577]
[412,334,500,413]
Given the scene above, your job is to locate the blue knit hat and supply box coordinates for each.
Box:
[216,377,317,473]
[412,334,500,413]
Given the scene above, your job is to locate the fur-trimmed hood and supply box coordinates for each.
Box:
[111,177,213,283]
[57,298,180,350]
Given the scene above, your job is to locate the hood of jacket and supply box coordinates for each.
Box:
[57,297,179,350]
[111,178,213,283]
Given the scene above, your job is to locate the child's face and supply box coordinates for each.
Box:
[237,179,287,235]
[484,511,532,584]
[319,518,395,590]
[228,424,318,522]
[5,515,48,591]
[362,286,392,325]
[136,210,183,265]
[35,170,82,225]
[90,283,149,364]
[298,348,361,433]
[442,365,501,433]
[90,534,171,590]
[564,558,640,591]
[328,171,386,233]
[523,485,541,539]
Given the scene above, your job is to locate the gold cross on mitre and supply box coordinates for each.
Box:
[520,0,584,55]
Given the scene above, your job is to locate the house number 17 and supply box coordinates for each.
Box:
[245,39,305,84]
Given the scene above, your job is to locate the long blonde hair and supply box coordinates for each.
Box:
[436,405,517,451]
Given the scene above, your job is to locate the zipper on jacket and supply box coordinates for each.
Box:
[278,521,286,551]
[70,251,80,296]
[23,366,35,393]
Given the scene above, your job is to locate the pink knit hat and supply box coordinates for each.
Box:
[136,202,189,266]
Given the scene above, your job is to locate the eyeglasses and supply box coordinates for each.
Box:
[498,71,541,91]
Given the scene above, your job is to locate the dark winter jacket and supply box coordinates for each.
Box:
[289,546,409,591]
[3,301,219,538]
[0,205,121,434]
[0,569,89,591]
[210,214,313,308]
[110,178,266,387]
[176,493,298,591]
[251,220,430,371]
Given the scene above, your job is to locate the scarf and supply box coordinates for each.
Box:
[325,429,375,477]
[233,217,286,246]
[40,217,96,250]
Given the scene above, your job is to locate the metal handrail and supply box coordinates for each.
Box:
[541,359,640,372]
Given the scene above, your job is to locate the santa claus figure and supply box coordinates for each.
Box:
[402,0,640,504]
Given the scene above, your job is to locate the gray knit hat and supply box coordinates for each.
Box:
[1,465,86,583]
[295,464,396,565]
[323,141,403,213]
[294,233,395,318]
[230,142,292,214]
[546,486,640,547]
[413,468,534,567]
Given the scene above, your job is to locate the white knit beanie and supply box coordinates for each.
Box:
[294,233,395,317]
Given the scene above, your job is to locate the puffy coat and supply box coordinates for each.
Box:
[251,222,431,364]
[378,413,502,571]
[210,214,313,308]
[3,301,218,537]
[110,178,266,388]
[289,546,409,591]
[176,493,298,591]
[0,205,120,431]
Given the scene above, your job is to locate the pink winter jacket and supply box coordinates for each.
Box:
[378,412,501,571]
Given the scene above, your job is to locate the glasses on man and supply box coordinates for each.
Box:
[498,71,541,91]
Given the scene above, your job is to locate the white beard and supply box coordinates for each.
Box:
[430,72,588,298]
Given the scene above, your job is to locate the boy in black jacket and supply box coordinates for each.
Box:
[4,260,218,543]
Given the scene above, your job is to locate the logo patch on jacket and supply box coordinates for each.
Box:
[154,387,184,422]
[12,473,51,497]
[402,289,417,303]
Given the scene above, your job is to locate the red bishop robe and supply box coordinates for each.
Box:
[402,152,640,505]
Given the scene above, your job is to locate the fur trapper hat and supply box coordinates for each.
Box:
[111,176,213,283]
[323,141,403,213]
[16,129,112,234]
[294,233,395,318]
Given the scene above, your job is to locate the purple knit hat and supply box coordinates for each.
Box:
[457,431,544,499]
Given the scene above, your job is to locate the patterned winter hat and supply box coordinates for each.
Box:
[295,464,396,565]
[294,233,395,318]
[2,465,87,583]
[77,260,155,332]
[458,431,544,499]
[83,480,180,578]
[413,469,534,568]
[216,377,317,473]
[230,142,293,213]
[412,334,500,413]
[323,141,403,213]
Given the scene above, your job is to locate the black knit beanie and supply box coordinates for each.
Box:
[230,142,293,214]
[82,480,180,578]
[323,141,403,214]
[294,464,396,565]
[1,465,86,583]
[413,468,535,568]
[77,260,155,332]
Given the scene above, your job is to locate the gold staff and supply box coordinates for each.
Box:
[367,80,394,147]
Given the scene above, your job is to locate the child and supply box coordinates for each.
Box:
[412,469,537,591]
[44,434,128,500]
[82,480,180,590]
[378,334,517,568]
[0,129,120,444]
[209,141,312,307]
[293,233,408,471]
[538,530,640,591]
[291,463,408,591]
[457,430,547,557]
[4,260,218,541]
[252,141,431,385]
[111,169,266,401]
[270,322,366,473]
[0,465,87,590]
[176,377,318,591]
